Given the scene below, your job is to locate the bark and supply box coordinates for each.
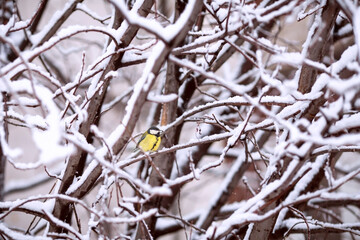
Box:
[0,92,9,202]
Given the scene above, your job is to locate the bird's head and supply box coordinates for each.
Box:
[148,126,162,137]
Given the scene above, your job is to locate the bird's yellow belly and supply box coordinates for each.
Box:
[138,134,161,152]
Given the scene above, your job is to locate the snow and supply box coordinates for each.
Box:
[329,113,360,134]
[257,37,286,53]
[31,0,80,46]
[164,0,199,40]
[111,0,204,45]
[66,160,99,195]
[31,85,74,167]
[109,0,167,41]
[182,40,224,55]
[0,15,14,36]
[271,52,304,66]
[170,55,257,95]
[297,0,326,21]
[280,218,360,236]
[255,0,299,22]
[328,74,360,94]
[0,223,51,240]
[9,19,31,31]
[337,23,352,37]
[104,208,157,223]
[62,0,182,197]
[147,93,178,103]
[106,41,166,149]
[204,159,300,239]
[196,142,254,230]
[55,25,118,46]
[274,156,326,231]
[44,208,85,240]
[121,50,149,64]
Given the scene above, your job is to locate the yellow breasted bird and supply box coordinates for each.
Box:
[135,126,162,152]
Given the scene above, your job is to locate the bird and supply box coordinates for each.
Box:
[135,126,162,152]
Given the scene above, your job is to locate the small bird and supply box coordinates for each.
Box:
[135,126,162,152]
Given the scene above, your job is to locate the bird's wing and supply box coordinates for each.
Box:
[136,132,147,148]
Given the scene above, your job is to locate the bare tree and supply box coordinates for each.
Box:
[1,0,360,239]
